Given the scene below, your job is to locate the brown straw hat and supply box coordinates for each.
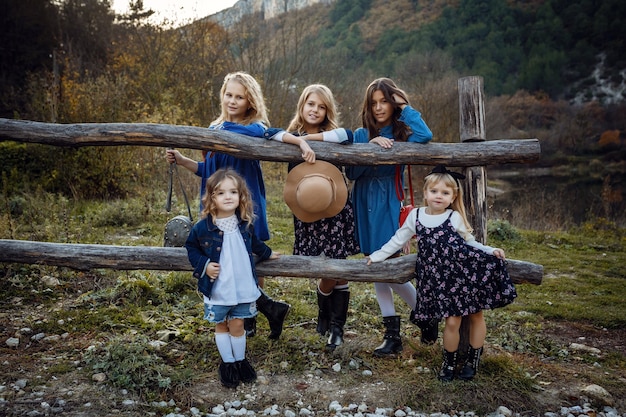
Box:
[284,161,347,223]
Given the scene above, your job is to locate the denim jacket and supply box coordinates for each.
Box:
[185,213,273,298]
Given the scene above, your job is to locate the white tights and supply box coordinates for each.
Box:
[374,281,417,317]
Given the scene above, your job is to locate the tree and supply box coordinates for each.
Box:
[0,0,60,118]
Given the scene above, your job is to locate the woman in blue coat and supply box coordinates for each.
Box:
[346,78,437,357]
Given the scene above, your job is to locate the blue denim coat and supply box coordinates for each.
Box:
[346,105,432,254]
[185,213,273,298]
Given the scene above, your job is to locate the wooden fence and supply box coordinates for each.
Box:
[0,76,542,285]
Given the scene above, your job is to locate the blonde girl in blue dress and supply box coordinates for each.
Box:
[168,72,305,340]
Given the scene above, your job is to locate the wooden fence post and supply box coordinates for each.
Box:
[457,76,488,360]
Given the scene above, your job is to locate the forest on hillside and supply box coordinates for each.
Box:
[1,0,624,201]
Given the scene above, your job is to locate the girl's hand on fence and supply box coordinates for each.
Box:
[402,241,411,255]
[366,256,372,266]
[269,251,281,260]
[369,136,394,149]
[299,141,316,163]
[493,248,506,260]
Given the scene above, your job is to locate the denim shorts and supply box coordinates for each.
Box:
[203,302,257,324]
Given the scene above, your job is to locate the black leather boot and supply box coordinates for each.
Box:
[326,290,349,351]
[438,349,458,382]
[256,288,290,340]
[244,317,257,338]
[409,310,439,344]
[373,316,403,357]
[236,358,257,384]
[458,345,483,381]
[218,361,240,388]
[316,289,332,336]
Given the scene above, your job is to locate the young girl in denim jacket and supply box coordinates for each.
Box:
[185,168,280,388]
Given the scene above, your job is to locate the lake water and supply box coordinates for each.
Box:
[487,166,625,230]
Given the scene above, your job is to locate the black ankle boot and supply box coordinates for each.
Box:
[326,290,350,351]
[218,361,240,388]
[316,289,332,336]
[409,311,439,345]
[438,349,458,382]
[458,345,483,381]
[373,316,403,357]
[236,358,257,384]
[244,317,257,338]
[256,288,290,339]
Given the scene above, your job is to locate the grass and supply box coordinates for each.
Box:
[1,163,625,415]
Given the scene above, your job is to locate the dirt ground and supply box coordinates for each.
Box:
[1,301,625,417]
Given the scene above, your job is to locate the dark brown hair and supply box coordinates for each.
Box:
[361,77,411,142]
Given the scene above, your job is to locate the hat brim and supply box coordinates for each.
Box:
[284,161,348,223]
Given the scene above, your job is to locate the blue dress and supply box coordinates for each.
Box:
[346,106,432,254]
[195,121,270,241]
[413,209,517,320]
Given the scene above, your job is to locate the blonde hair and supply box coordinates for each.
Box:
[361,77,411,141]
[201,168,255,228]
[287,84,339,134]
[423,172,473,234]
[212,72,270,126]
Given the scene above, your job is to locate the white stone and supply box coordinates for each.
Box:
[14,379,28,389]
[569,343,601,355]
[41,275,61,287]
[91,373,106,383]
[580,384,613,406]
[5,337,19,347]
[329,400,342,411]
[496,406,512,417]
[42,335,61,343]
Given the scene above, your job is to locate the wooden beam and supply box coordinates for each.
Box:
[0,118,540,166]
[0,240,542,285]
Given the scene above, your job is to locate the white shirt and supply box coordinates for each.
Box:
[369,208,496,263]
[203,215,261,305]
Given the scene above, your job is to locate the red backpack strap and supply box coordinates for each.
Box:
[395,165,414,205]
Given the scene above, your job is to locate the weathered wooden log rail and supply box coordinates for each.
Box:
[0,118,540,166]
[0,240,542,285]
[0,118,543,284]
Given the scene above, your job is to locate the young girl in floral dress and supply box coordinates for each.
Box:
[367,165,517,381]
[278,84,359,351]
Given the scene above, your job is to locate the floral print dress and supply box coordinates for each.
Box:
[413,209,517,320]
